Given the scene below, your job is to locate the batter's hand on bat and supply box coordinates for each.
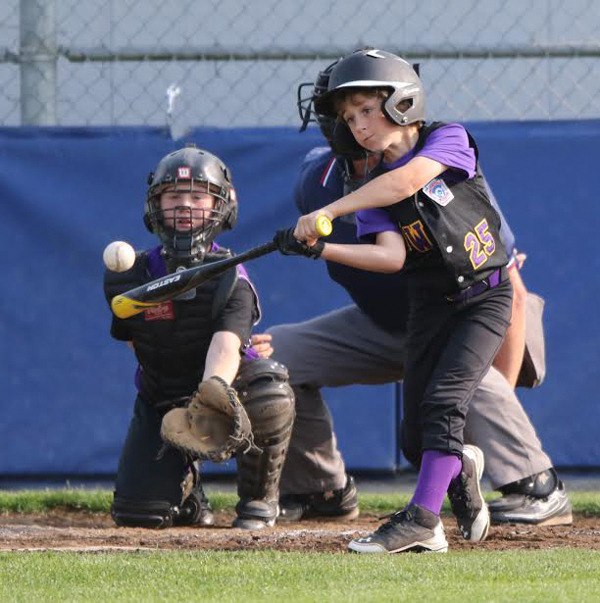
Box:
[273,228,324,258]
[250,333,273,359]
[294,209,334,244]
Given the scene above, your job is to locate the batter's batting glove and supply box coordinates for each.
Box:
[274,228,324,259]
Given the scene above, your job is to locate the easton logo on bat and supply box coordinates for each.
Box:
[146,274,182,291]
[111,239,288,319]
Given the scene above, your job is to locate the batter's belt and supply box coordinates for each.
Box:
[445,266,509,303]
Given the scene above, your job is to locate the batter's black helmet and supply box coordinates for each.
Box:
[314,48,426,126]
[144,144,237,268]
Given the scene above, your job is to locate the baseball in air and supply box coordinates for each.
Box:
[103,241,136,272]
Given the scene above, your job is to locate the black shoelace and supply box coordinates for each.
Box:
[376,508,412,533]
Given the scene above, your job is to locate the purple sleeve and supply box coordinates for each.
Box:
[417,123,476,179]
[356,124,476,240]
[356,208,399,241]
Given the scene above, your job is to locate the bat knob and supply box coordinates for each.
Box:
[315,215,332,237]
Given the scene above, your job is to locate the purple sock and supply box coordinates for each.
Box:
[410,450,462,515]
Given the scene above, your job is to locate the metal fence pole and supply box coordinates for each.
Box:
[19,0,57,125]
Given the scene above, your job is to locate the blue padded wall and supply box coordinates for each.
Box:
[1,121,598,477]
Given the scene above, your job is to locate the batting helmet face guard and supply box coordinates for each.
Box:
[296,59,368,158]
[314,48,426,126]
[144,144,237,268]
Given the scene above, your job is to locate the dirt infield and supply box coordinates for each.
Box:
[1,511,599,552]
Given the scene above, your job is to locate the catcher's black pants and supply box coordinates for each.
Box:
[114,395,188,505]
[401,272,513,466]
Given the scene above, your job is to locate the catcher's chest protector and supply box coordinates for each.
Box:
[233,358,296,502]
[105,253,238,403]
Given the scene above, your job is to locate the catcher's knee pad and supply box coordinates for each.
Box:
[233,358,295,502]
[111,495,176,529]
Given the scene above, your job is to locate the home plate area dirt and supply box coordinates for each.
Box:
[1,511,599,552]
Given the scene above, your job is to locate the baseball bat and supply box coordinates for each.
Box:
[110,217,333,319]
[111,241,277,318]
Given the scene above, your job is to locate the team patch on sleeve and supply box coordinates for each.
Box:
[422,178,454,206]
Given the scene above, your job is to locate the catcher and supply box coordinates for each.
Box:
[103,144,295,530]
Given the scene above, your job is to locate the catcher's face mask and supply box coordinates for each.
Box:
[144,144,238,270]
[159,184,217,233]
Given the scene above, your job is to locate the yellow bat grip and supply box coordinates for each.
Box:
[111,295,158,319]
[315,215,333,237]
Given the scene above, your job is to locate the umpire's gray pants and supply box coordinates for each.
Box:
[268,305,552,494]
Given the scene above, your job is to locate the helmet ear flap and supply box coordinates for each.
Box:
[144,171,159,233]
[381,97,401,125]
[143,211,154,233]
[220,187,238,231]
[221,205,238,231]
[143,196,157,233]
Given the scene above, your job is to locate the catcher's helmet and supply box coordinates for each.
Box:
[144,144,237,268]
[314,48,426,126]
[296,59,367,158]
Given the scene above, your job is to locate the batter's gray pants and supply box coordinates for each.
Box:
[268,304,552,494]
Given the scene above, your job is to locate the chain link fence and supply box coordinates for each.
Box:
[1,0,600,127]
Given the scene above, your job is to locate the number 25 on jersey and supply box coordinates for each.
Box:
[464,218,496,269]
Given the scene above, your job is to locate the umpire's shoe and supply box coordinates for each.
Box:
[490,475,572,526]
[233,499,279,530]
[447,445,490,542]
[348,504,448,554]
[278,475,359,522]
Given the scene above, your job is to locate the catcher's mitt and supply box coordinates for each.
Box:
[161,376,256,463]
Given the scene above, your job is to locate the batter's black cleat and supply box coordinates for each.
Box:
[278,475,359,522]
[233,499,279,530]
[490,481,573,526]
[174,482,214,527]
[447,445,490,542]
[348,503,448,554]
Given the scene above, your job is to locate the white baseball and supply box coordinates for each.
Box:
[103,241,136,272]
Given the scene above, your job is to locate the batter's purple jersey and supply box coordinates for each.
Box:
[354,124,516,260]
[356,124,476,238]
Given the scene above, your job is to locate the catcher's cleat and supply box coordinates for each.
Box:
[173,482,214,527]
[490,481,572,526]
[447,445,490,542]
[278,474,359,522]
[348,504,448,554]
[232,499,279,530]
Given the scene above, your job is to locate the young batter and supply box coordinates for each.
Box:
[283,49,513,554]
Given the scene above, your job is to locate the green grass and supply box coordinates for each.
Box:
[1,489,599,601]
[1,488,599,517]
[1,549,599,602]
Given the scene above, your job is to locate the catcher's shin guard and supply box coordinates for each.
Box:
[233,358,295,528]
